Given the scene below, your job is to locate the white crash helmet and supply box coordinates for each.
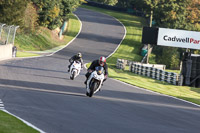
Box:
[99,56,106,66]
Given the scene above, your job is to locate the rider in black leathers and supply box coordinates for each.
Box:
[68,53,83,72]
[84,56,108,84]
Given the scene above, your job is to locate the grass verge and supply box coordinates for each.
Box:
[81,5,200,105]
[0,110,39,133]
[15,13,81,57]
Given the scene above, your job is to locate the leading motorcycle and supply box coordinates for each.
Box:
[86,66,104,97]
[69,61,82,80]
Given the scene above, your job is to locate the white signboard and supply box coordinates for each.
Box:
[157,28,200,50]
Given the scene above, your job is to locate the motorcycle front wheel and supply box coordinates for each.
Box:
[70,70,76,80]
[88,81,98,97]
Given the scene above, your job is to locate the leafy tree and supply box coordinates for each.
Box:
[186,0,200,31]
[0,0,28,27]
[32,0,81,30]
[24,1,39,33]
[90,0,118,6]
[60,0,81,21]
[31,0,61,29]
[153,0,188,29]
[116,0,132,8]
[157,47,180,69]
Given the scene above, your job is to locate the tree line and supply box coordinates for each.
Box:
[0,0,82,32]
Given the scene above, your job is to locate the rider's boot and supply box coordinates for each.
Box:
[68,65,70,72]
[84,79,87,85]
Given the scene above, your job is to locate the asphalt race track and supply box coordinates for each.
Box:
[0,8,200,133]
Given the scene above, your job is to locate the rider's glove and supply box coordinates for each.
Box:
[105,75,108,78]
[88,69,92,73]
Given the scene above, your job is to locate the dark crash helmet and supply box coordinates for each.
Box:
[99,56,106,66]
[77,52,82,58]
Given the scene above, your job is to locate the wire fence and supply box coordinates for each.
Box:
[0,23,19,45]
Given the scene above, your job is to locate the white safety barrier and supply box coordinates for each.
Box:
[116,59,178,85]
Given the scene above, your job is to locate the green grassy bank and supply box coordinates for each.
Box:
[15,13,81,57]
[81,5,200,105]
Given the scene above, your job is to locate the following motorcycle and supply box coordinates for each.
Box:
[69,61,82,80]
[86,66,104,97]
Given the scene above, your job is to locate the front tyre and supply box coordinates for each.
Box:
[89,81,98,97]
[70,70,76,80]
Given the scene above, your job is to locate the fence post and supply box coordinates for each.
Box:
[129,61,133,72]
[12,26,19,45]
[6,25,14,45]
[0,23,6,40]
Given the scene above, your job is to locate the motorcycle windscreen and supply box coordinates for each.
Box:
[95,66,104,75]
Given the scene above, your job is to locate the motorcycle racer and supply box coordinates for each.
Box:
[68,53,83,72]
[84,56,108,85]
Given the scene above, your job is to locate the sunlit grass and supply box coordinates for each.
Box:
[0,111,39,133]
[16,51,40,57]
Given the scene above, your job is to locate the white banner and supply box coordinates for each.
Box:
[157,28,200,50]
